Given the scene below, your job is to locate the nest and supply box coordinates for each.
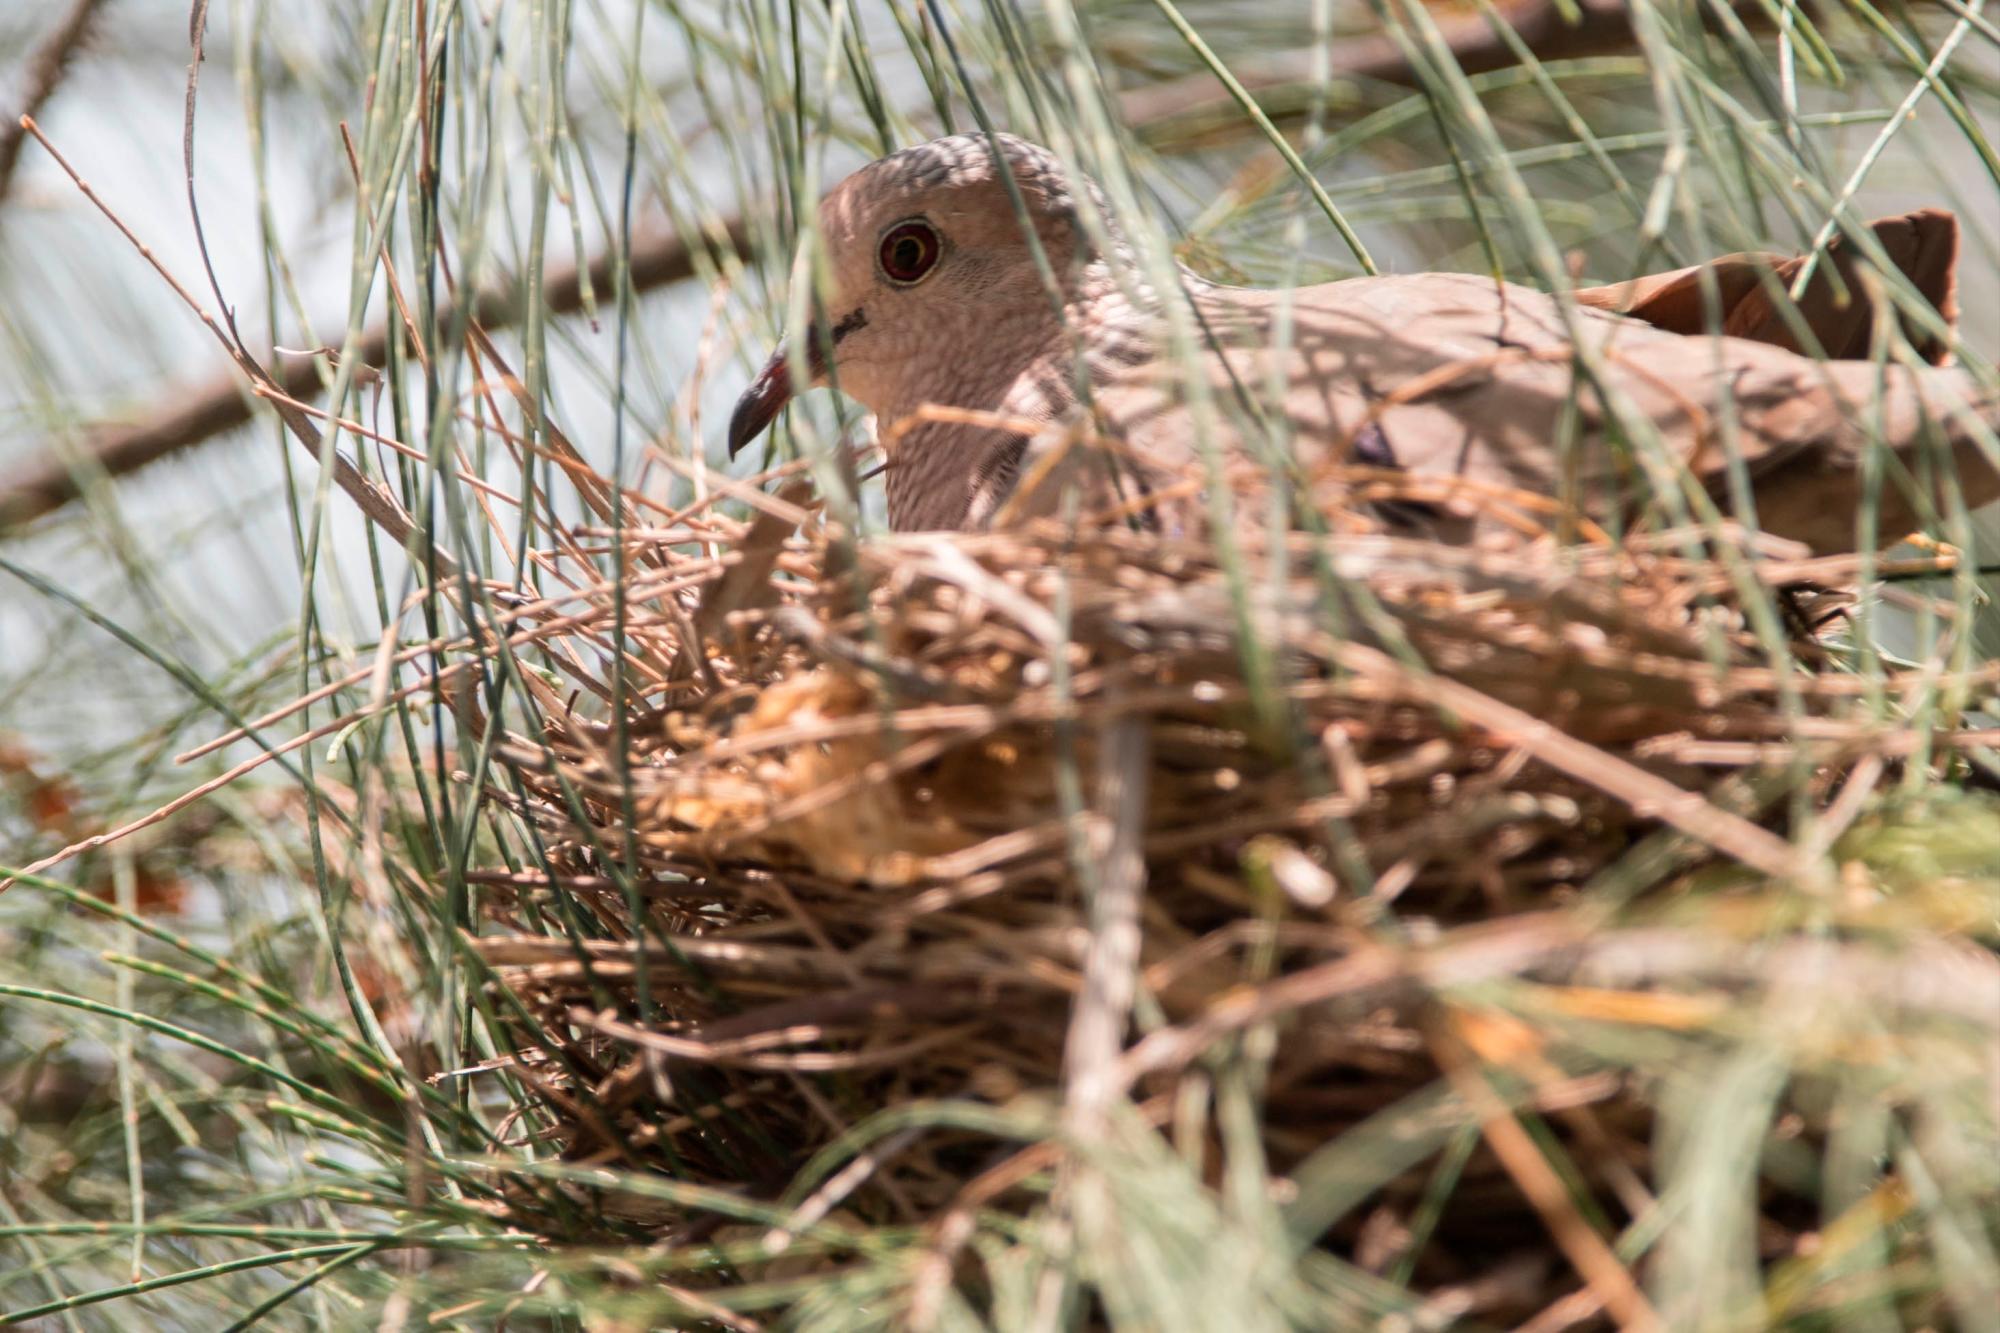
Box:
[438,476,1999,1325]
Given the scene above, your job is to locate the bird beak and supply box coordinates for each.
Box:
[728,348,793,459]
[729,305,865,457]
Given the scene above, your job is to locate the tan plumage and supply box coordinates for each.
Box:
[729,134,1998,552]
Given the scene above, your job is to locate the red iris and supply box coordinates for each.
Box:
[878,220,941,284]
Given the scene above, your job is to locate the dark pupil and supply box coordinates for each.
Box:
[893,237,922,272]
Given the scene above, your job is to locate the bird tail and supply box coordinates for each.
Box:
[1741,359,2000,554]
[1578,209,1961,365]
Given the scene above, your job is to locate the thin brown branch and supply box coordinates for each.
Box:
[0,0,111,204]
[1428,1012,1662,1332]
[1120,0,1789,134]
[0,211,753,530]
[10,116,449,568]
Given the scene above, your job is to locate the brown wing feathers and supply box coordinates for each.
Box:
[1575,209,1960,365]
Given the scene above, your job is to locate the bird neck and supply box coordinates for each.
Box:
[876,259,1165,530]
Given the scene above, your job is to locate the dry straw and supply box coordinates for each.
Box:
[6,2,1999,1322]
[405,437,1999,1325]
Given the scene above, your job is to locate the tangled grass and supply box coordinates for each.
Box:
[3,1,1999,1327]
[306,442,2000,1327]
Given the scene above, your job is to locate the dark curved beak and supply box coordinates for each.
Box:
[727,349,793,459]
[728,307,866,458]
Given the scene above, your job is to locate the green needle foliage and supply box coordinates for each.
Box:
[0,1,1996,1328]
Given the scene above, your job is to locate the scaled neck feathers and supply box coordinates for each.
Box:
[882,252,1174,531]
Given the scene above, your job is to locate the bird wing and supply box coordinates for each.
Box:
[1083,268,1995,554]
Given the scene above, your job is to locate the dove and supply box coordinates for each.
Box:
[728,132,1998,551]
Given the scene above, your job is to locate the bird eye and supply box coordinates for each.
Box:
[878,219,941,285]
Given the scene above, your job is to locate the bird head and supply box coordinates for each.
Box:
[727,133,1096,460]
